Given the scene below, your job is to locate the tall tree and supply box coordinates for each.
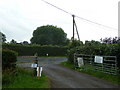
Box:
[0,32,6,42]
[10,39,17,44]
[100,37,120,44]
[30,25,68,46]
[22,41,29,45]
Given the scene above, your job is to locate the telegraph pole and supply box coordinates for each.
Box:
[72,15,75,41]
[72,14,80,41]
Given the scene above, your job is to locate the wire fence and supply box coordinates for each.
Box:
[74,54,118,75]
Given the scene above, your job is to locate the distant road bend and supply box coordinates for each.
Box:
[17,57,119,88]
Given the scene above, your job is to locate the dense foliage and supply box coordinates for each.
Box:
[3,67,50,88]
[100,37,120,44]
[2,49,18,71]
[2,43,68,56]
[0,32,6,42]
[30,25,69,46]
[67,40,120,69]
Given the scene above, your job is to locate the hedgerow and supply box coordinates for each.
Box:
[67,41,120,69]
[2,43,68,56]
[2,49,18,71]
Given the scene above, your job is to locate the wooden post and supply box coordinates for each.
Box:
[34,53,38,76]
[38,67,40,79]
[72,15,75,41]
[37,67,43,79]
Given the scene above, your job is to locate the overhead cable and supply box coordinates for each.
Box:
[41,0,72,15]
[41,0,117,31]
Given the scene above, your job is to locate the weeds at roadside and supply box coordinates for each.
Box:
[61,61,120,85]
[2,67,50,88]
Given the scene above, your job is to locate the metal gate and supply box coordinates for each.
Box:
[74,53,118,75]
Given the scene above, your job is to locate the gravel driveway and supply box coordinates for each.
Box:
[17,57,118,88]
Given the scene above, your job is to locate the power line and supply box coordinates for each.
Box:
[75,15,117,31]
[41,0,72,15]
[41,0,117,31]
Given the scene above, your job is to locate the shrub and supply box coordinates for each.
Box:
[68,42,120,69]
[2,49,18,71]
[2,43,68,56]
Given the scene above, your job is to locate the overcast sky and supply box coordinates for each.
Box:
[0,0,119,43]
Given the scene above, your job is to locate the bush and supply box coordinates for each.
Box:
[68,42,120,69]
[2,49,18,71]
[2,69,17,85]
[2,43,68,56]
[2,67,50,88]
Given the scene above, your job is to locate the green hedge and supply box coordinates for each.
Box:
[68,42,120,69]
[2,49,18,71]
[2,43,68,56]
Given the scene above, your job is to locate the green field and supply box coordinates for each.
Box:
[61,61,120,85]
[2,67,50,88]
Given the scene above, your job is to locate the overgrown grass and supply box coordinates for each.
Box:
[61,61,120,85]
[61,61,75,69]
[2,67,50,88]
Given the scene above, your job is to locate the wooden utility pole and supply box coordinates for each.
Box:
[72,14,80,41]
[72,15,75,41]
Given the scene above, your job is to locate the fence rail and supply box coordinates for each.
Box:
[74,53,118,75]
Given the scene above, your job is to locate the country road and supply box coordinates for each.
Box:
[17,57,119,88]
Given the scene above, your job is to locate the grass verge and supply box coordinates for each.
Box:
[2,67,50,88]
[61,61,120,85]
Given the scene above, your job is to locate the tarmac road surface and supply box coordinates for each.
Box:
[17,57,119,88]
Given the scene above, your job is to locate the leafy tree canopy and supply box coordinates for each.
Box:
[10,39,17,44]
[68,38,83,48]
[100,37,120,44]
[0,32,6,42]
[22,41,29,45]
[30,25,69,46]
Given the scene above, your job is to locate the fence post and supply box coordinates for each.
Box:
[34,53,38,76]
[37,67,40,79]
